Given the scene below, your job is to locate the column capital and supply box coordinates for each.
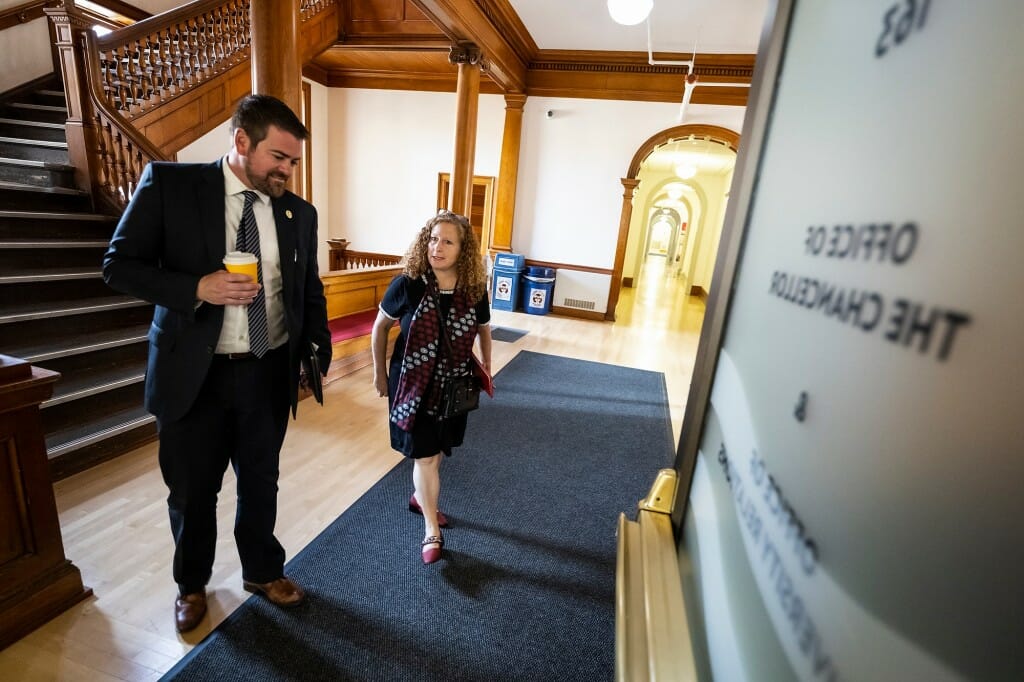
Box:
[621,177,641,194]
[504,93,527,110]
[449,41,483,66]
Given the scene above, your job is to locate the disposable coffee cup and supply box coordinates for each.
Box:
[223,251,257,281]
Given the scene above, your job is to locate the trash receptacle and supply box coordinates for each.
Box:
[491,253,525,311]
[521,266,555,315]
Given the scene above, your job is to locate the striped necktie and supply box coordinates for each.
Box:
[236,190,271,358]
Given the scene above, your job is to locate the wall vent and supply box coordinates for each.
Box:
[564,297,596,310]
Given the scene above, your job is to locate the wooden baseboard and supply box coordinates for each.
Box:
[550,305,607,321]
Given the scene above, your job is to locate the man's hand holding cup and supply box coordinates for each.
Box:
[197,251,261,305]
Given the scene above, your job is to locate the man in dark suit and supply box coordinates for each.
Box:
[103,94,332,634]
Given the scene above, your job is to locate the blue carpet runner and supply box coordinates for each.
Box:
[490,326,528,343]
[162,350,675,681]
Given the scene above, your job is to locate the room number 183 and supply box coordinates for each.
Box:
[875,0,932,58]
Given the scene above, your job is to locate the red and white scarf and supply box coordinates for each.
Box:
[390,273,479,432]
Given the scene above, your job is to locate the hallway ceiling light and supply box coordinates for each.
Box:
[607,0,653,26]
[675,163,698,180]
[666,185,683,200]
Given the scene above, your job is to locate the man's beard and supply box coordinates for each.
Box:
[245,159,288,198]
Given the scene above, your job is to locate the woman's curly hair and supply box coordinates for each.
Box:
[402,210,487,301]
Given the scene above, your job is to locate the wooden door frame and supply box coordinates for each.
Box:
[607,124,741,321]
[437,172,496,250]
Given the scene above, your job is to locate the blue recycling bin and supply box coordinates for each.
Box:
[521,266,555,315]
[491,253,525,311]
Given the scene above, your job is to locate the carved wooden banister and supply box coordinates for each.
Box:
[336,251,404,271]
[47,0,338,211]
[81,27,168,210]
[91,0,251,118]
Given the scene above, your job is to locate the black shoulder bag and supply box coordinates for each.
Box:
[437,301,480,419]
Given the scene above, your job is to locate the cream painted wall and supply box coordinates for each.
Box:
[0,17,53,93]
[325,88,504,255]
[694,170,733,288]
[128,0,185,15]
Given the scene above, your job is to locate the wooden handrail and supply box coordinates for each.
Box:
[91,0,251,118]
[87,0,151,22]
[81,27,169,210]
[0,0,57,32]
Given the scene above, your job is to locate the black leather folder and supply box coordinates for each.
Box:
[301,340,324,405]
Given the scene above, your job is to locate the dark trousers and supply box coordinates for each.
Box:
[157,345,291,594]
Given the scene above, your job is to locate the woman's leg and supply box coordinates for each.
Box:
[413,453,443,546]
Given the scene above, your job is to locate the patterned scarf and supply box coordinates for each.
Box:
[390,273,479,432]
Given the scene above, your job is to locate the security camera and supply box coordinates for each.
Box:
[545,109,554,118]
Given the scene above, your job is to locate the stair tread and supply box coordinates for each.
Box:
[0,266,103,283]
[0,238,109,248]
[4,323,150,363]
[0,295,146,323]
[0,117,65,129]
[0,209,115,221]
[44,361,147,407]
[46,405,155,458]
[0,179,86,195]
[0,156,74,170]
[8,102,67,113]
[0,136,68,149]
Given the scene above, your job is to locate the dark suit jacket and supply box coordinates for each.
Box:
[102,159,332,423]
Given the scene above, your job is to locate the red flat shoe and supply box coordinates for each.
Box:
[421,534,444,565]
[409,494,450,528]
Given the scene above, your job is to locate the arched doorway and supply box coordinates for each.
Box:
[607,125,740,322]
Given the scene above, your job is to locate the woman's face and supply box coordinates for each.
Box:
[428,221,462,276]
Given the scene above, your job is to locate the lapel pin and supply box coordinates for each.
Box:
[285,209,293,219]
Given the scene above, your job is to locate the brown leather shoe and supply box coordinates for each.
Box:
[174,591,207,633]
[242,576,306,608]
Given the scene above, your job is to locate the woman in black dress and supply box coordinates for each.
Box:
[370,210,492,564]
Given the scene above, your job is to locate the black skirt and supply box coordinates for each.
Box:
[387,372,468,458]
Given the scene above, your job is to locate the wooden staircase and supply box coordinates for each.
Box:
[0,77,156,480]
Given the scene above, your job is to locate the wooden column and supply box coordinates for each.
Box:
[0,356,91,649]
[250,0,301,111]
[448,43,482,217]
[45,3,97,195]
[491,93,527,252]
[607,178,641,322]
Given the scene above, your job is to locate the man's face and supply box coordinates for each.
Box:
[237,124,302,198]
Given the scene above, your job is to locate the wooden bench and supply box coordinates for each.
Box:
[321,264,402,382]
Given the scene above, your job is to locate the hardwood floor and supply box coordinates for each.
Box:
[0,262,706,680]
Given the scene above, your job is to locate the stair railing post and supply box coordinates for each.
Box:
[45,2,100,201]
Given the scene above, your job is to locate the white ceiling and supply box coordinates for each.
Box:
[506,1,759,198]
[507,0,769,54]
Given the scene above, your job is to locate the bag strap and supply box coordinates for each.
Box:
[435,297,455,361]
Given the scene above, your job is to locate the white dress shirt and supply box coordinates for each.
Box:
[216,158,289,353]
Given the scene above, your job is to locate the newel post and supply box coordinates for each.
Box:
[45,1,99,198]
[0,356,91,649]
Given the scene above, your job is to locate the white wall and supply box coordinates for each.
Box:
[308,79,331,273]
[514,99,744,269]
[0,17,52,94]
[325,88,505,254]
[128,0,186,15]
[325,91,745,314]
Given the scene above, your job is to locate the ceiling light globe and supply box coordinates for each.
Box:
[607,0,653,26]
[675,164,698,180]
